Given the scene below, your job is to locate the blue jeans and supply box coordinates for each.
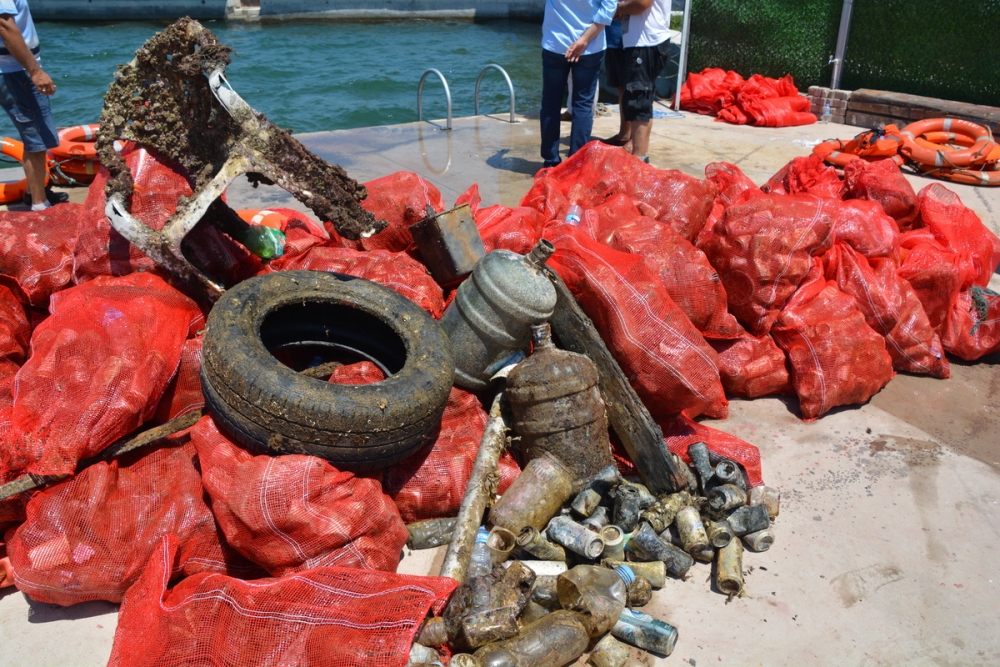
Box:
[540,48,603,167]
[0,70,59,153]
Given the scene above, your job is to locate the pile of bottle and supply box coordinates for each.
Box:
[404,448,781,667]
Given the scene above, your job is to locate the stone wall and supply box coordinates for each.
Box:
[806,87,1000,132]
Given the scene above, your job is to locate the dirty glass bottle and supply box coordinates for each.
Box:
[440,240,557,390]
[506,322,615,485]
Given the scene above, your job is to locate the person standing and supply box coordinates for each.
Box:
[540,0,617,169]
[615,0,676,163]
[0,0,66,210]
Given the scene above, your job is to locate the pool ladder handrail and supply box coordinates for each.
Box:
[418,64,517,131]
[475,64,517,124]
[418,68,453,131]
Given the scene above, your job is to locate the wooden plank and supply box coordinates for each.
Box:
[544,268,685,495]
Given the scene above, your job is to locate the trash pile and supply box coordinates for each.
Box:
[680,67,817,127]
[814,118,1000,187]
[0,17,998,667]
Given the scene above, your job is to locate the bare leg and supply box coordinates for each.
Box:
[630,119,652,160]
[22,151,47,206]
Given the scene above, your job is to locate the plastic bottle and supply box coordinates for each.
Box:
[472,610,590,667]
[564,204,582,225]
[489,453,575,532]
[467,526,492,579]
[821,100,832,124]
[506,323,615,485]
[556,564,629,636]
[439,240,557,390]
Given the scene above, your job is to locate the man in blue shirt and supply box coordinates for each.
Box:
[540,0,618,169]
[0,0,66,210]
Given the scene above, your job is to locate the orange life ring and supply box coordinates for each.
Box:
[900,118,999,168]
[49,123,99,161]
[813,125,905,167]
[915,163,1000,187]
[919,131,975,148]
[0,136,51,204]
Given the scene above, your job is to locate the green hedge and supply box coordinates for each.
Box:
[688,0,1000,107]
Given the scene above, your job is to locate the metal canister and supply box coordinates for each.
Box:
[571,466,622,517]
[727,504,771,537]
[581,505,611,532]
[600,525,626,561]
[611,609,679,657]
[546,516,605,559]
[516,526,567,562]
[506,323,615,485]
[706,520,734,548]
[707,484,747,513]
[716,538,744,598]
[714,459,748,492]
[743,528,775,552]
[440,239,558,390]
[486,527,517,565]
[675,506,709,554]
[613,484,643,532]
[628,522,694,578]
[489,453,575,532]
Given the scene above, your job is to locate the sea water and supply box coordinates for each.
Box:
[34,19,543,134]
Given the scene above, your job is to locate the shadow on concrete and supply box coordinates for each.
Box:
[26,595,118,623]
[486,148,540,177]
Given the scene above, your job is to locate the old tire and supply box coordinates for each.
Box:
[201,270,455,470]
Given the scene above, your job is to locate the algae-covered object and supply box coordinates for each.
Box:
[473,610,590,667]
[506,322,615,485]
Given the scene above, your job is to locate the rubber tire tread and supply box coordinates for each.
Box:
[201,270,455,471]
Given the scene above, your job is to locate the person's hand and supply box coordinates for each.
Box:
[30,68,55,96]
[566,39,586,62]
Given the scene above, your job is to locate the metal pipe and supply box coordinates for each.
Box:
[418,68,453,131]
[672,0,693,112]
[829,0,855,90]
[474,64,517,123]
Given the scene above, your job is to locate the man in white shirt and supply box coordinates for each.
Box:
[614,0,677,163]
[0,0,65,210]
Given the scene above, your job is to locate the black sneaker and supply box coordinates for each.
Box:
[23,188,70,207]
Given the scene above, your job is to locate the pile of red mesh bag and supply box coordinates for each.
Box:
[681,68,817,127]
[0,285,29,409]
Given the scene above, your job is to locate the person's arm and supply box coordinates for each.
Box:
[565,23,605,62]
[616,0,654,17]
[0,14,54,95]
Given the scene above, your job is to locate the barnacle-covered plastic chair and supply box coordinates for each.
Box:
[101,18,385,300]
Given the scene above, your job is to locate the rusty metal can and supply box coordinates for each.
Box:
[487,527,517,565]
[626,575,653,607]
[408,203,487,286]
[706,520,734,548]
[628,522,693,578]
[599,525,626,561]
[749,485,781,520]
[516,526,567,562]
[581,505,611,532]
[726,504,770,537]
[714,459,748,492]
[640,490,693,533]
[506,323,615,486]
[611,609,679,657]
[613,484,642,532]
[546,515,605,559]
[687,441,715,492]
[675,506,710,554]
[588,634,631,667]
[743,528,775,552]
[716,538,744,598]
[571,466,622,517]
[707,484,747,512]
[416,616,448,647]
[490,453,575,532]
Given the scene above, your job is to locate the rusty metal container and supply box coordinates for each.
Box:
[409,203,486,286]
[440,239,557,390]
[506,322,614,485]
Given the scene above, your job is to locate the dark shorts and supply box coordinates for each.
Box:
[620,40,672,122]
[0,70,59,153]
[605,47,624,90]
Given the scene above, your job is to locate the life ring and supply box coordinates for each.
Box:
[0,136,51,204]
[237,209,289,229]
[918,131,975,148]
[915,163,1000,187]
[813,139,904,168]
[900,118,999,168]
[49,123,99,161]
[813,126,905,167]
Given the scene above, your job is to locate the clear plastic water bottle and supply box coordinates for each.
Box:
[820,101,832,124]
[564,204,582,225]
[467,526,493,578]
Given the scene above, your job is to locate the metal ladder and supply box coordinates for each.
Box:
[418,64,517,131]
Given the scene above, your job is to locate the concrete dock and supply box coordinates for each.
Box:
[1,108,999,666]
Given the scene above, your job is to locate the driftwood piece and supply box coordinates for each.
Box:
[544,268,685,495]
[439,392,510,582]
[0,410,204,502]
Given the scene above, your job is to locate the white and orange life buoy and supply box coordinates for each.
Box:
[900,118,1000,168]
[0,136,51,204]
[47,123,100,185]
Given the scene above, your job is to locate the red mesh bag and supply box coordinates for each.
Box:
[0,204,81,306]
[0,273,201,478]
[330,360,386,384]
[385,387,521,523]
[4,432,254,605]
[0,285,29,408]
[609,215,742,339]
[916,183,1000,289]
[521,142,716,242]
[358,171,445,253]
[771,259,894,420]
[842,158,920,231]
[546,224,727,420]
[897,229,965,335]
[709,331,792,398]
[680,68,745,116]
[830,199,900,260]
[193,416,407,577]
[152,336,205,425]
[734,74,816,127]
[662,414,764,487]
[941,288,1000,360]
[701,162,763,239]
[698,193,835,335]
[107,536,458,667]
[264,245,445,318]
[458,184,544,255]
[824,243,948,377]
[763,155,842,199]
